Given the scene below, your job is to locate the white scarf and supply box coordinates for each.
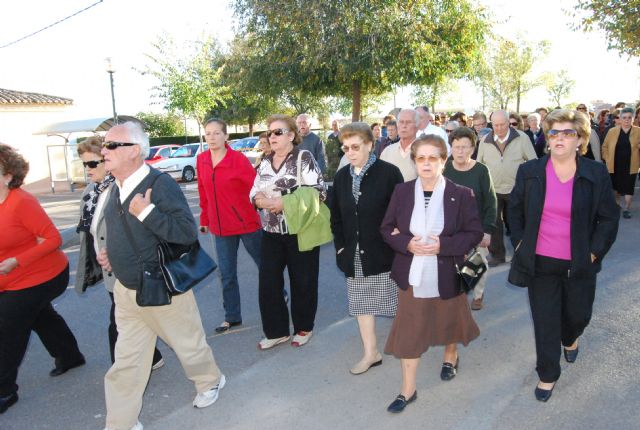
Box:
[408,176,445,298]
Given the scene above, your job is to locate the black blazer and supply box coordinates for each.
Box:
[330,159,404,277]
[507,155,620,287]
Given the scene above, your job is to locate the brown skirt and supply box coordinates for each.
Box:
[384,286,480,359]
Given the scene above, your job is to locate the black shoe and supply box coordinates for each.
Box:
[564,346,579,363]
[487,256,506,267]
[49,355,86,377]
[623,210,631,219]
[0,392,18,414]
[534,383,556,402]
[440,357,459,381]
[214,321,242,334]
[387,391,417,413]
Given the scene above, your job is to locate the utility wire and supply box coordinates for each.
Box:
[0,0,104,49]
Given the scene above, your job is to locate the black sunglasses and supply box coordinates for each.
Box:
[509,122,518,126]
[266,128,289,138]
[82,160,104,169]
[102,141,137,150]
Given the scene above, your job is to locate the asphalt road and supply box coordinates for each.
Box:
[2,185,639,430]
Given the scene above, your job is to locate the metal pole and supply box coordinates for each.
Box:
[109,71,117,124]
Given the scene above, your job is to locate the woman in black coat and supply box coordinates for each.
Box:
[508,109,619,402]
[330,122,404,375]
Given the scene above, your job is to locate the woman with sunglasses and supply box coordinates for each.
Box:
[602,107,640,219]
[329,123,403,375]
[381,135,482,413]
[508,110,619,402]
[197,118,262,333]
[509,112,524,131]
[0,143,84,413]
[251,115,326,349]
[75,136,164,368]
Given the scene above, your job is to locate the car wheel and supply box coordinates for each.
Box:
[182,166,195,182]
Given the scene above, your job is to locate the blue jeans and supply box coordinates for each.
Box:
[214,229,262,323]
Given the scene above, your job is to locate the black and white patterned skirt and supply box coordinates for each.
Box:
[346,248,398,317]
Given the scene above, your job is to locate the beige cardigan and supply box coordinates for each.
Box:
[601,126,640,174]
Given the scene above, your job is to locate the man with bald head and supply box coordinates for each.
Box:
[380,108,420,181]
[477,110,537,267]
[98,122,224,430]
[416,105,450,153]
[296,114,327,173]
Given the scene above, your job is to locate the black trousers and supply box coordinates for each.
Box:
[528,255,596,383]
[0,265,83,396]
[259,231,319,339]
[489,193,509,259]
[108,293,162,365]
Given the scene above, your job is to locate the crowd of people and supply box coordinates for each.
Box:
[0,101,632,426]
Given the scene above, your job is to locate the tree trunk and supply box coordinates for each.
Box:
[516,82,521,113]
[248,121,254,136]
[352,79,362,122]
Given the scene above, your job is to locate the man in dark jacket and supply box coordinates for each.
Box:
[297,114,327,173]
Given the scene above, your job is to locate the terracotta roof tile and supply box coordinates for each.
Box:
[0,88,73,105]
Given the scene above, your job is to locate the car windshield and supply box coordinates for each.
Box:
[170,145,197,158]
[231,138,258,151]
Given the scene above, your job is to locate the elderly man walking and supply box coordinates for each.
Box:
[296,114,327,173]
[98,122,224,430]
[477,110,537,266]
[380,109,420,181]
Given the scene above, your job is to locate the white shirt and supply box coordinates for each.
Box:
[417,123,451,155]
[117,163,155,222]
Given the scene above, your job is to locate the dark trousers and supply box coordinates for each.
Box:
[0,265,83,396]
[108,292,162,365]
[528,255,596,383]
[489,193,509,259]
[259,231,319,339]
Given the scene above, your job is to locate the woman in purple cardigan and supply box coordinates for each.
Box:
[380,134,483,413]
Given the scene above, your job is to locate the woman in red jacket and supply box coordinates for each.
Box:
[197,118,262,333]
[0,144,84,414]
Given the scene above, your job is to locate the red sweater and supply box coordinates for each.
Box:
[196,145,261,236]
[0,188,68,291]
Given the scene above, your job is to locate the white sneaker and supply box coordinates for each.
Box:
[291,331,313,347]
[151,357,165,371]
[257,336,290,350]
[193,374,226,408]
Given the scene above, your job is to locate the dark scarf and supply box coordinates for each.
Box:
[349,152,376,204]
[77,174,115,233]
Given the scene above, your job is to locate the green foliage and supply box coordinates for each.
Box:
[475,37,548,111]
[574,0,640,61]
[136,111,185,137]
[233,0,489,121]
[140,34,231,127]
[412,78,457,112]
[546,70,575,107]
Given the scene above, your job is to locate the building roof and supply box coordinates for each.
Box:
[0,88,73,105]
[34,116,147,135]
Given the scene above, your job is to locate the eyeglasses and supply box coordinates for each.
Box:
[341,144,362,153]
[445,129,455,133]
[621,115,633,121]
[576,106,587,111]
[267,128,289,138]
[82,160,104,169]
[548,129,578,140]
[415,154,442,163]
[102,141,136,150]
[509,122,518,126]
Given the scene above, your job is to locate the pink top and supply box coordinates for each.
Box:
[536,160,574,260]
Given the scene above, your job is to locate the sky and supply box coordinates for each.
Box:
[0,0,638,122]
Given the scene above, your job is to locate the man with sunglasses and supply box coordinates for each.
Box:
[98,122,224,430]
[477,110,537,267]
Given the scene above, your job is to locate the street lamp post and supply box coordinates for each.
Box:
[105,57,117,124]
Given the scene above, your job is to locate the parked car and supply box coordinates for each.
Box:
[145,144,180,165]
[231,137,262,164]
[153,142,208,182]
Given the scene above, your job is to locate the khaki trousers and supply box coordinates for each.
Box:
[104,281,221,430]
[473,246,490,300]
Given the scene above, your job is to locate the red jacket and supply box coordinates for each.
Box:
[197,145,261,236]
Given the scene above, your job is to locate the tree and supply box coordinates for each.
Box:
[136,111,185,137]
[412,78,457,112]
[573,1,640,60]
[546,70,575,107]
[141,34,231,129]
[233,0,489,121]
[475,37,548,111]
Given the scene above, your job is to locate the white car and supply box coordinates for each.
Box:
[154,142,208,182]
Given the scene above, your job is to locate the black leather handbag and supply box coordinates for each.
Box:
[157,240,217,295]
[456,248,488,293]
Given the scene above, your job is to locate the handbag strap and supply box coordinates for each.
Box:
[115,170,164,263]
[296,149,303,186]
